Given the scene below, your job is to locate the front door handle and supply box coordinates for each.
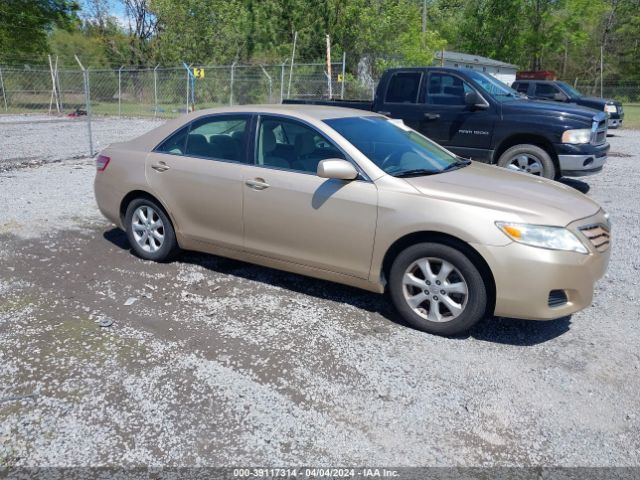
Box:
[424,112,440,121]
[377,111,391,116]
[151,161,170,172]
[245,178,270,190]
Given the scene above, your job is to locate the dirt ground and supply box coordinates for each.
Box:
[0,124,639,467]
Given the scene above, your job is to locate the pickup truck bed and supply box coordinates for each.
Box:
[283,98,373,112]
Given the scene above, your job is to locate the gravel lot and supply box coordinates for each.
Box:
[0,116,639,467]
[0,114,162,171]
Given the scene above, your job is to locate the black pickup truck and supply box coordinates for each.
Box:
[511,79,624,129]
[284,67,610,179]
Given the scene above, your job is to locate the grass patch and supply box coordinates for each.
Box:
[623,104,640,129]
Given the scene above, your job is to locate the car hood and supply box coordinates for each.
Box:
[578,96,620,106]
[403,162,601,226]
[501,99,598,125]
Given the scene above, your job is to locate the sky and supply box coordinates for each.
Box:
[79,0,129,28]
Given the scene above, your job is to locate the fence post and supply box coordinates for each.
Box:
[118,66,123,118]
[340,52,346,100]
[259,65,273,103]
[153,64,159,119]
[230,61,237,105]
[74,55,94,157]
[55,56,64,112]
[280,60,288,103]
[287,31,298,99]
[0,66,8,112]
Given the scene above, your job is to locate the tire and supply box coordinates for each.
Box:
[388,242,487,336]
[124,197,177,262]
[497,144,556,179]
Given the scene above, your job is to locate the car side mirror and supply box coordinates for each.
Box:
[553,92,568,102]
[317,159,358,180]
[465,91,488,110]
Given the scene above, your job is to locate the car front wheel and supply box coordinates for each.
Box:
[125,198,177,261]
[389,242,487,336]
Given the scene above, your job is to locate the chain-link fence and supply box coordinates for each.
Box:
[2,59,639,159]
[0,61,363,157]
[574,83,640,103]
[0,61,351,118]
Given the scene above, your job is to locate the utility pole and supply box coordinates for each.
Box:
[422,0,427,33]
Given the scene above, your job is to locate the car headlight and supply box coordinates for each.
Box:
[496,222,588,254]
[561,129,592,144]
[605,104,617,114]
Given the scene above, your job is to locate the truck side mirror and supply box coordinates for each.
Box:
[553,92,568,102]
[465,91,488,110]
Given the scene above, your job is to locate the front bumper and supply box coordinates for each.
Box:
[473,212,611,320]
[555,141,609,177]
[608,118,623,129]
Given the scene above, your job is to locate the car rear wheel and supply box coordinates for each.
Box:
[389,243,487,336]
[125,198,177,261]
[497,144,556,179]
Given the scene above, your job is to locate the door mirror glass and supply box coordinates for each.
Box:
[317,159,358,180]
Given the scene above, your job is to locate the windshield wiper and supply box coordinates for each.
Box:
[393,168,440,178]
[441,159,471,172]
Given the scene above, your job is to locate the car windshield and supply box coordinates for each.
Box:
[324,116,467,177]
[557,81,582,97]
[465,70,520,101]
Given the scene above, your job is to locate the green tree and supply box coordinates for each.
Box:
[0,0,79,64]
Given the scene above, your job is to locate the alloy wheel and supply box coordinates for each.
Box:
[506,154,543,175]
[131,205,165,253]
[402,257,469,323]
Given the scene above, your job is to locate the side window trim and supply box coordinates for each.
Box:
[253,113,371,182]
[383,71,424,105]
[153,113,252,164]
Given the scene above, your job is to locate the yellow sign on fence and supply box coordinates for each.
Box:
[193,68,205,79]
[337,73,344,83]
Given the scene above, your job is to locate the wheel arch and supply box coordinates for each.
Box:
[493,134,559,174]
[381,231,496,316]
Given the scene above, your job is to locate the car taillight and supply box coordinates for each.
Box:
[96,155,111,172]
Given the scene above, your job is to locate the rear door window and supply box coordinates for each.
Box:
[155,126,189,155]
[384,72,422,104]
[184,115,249,161]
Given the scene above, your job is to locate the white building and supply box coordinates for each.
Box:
[434,50,519,86]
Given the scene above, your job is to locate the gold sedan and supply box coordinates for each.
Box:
[94,105,610,336]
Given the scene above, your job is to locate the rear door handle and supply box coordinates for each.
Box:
[424,113,440,120]
[245,178,270,190]
[151,161,170,172]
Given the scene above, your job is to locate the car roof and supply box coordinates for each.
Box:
[187,104,379,121]
[125,104,382,151]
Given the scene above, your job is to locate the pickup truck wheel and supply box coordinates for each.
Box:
[389,243,487,336]
[497,144,556,179]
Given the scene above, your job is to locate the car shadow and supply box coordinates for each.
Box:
[559,177,590,194]
[103,228,571,346]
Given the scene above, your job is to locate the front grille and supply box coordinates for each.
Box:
[548,290,568,308]
[592,120,607,144]
[580,224,611,253]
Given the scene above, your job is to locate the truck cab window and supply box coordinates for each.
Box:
[514,82,529,94]
[385,72,422,103]
[534,83,559,99]
[427,73,472,106]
